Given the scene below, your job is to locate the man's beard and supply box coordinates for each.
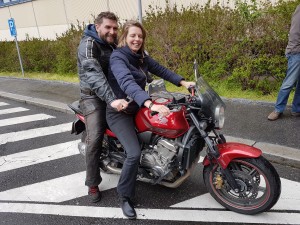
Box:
[100,33,116,44]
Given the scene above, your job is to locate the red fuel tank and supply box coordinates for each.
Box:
[135,98,189,138]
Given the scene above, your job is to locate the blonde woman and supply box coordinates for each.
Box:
[106,20,194,219]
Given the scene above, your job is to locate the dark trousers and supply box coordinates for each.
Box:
[80,97,107,187]
[106,107,141,199]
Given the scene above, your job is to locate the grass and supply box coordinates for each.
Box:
[164,80,281,103]
[0,72,79,83]
[1,72,294,103]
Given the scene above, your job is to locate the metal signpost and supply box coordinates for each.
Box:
[138,0,142,23]
[8,18,24,77]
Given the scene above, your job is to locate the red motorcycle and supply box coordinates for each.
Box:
[69,63,281,215]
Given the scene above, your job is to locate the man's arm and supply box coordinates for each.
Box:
[79,37,116,104]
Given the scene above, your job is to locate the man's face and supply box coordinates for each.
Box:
[95,18,118,44]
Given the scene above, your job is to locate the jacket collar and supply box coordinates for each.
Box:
[119,45,146,67]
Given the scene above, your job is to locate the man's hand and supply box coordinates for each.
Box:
[180,80,196,89]
[110,99,129,111]
[150,104,170,117]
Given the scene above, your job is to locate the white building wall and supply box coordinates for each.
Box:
[0,0,282,41]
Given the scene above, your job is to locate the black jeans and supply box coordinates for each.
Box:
[106,107,141,199]
[80,97,107,187]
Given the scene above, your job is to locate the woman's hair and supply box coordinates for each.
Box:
[118,20,147,52]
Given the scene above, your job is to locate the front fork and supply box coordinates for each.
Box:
[190,113,240,191]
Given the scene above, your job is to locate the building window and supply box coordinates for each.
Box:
[0,0,32,7]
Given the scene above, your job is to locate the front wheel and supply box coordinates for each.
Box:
[203,156,281,215]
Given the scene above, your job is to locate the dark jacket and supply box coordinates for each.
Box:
[108,46,183,112]
[77,24,116,104]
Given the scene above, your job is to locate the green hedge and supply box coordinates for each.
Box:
[1,0,300,95]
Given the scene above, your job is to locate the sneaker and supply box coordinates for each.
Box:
[267,111,282,121]
[291,112,300,117]
[88,186,101,203]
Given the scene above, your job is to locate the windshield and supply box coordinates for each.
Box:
[195,75,225,117]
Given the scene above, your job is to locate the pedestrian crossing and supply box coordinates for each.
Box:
[0,99,299,224]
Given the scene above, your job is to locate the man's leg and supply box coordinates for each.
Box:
[268,54,300,120]
[80,97,107,202]
[275,54,300,112]
[292,80,300,114]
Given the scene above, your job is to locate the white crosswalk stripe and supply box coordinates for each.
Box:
[0,107,29,115]
[0,123,72,145]
[0,172,119,202]
[0,140,79,172]
[0,114,55,127]
[0,102,9,106]
[0,203,299,224]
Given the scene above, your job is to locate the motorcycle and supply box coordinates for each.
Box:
[69,61,281,215]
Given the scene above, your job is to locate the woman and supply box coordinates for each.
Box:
[107,20,195,219]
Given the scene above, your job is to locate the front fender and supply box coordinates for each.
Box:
[203,142,262,169]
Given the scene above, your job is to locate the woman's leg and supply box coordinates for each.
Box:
[106,109,141,199]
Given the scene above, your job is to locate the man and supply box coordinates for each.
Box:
[77,12,128,203]
[268,5,300,121]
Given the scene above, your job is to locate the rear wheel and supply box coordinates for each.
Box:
[78,132,111,173]
[81,131,87,142]
[99,136,112,173]
[203,156,281,214]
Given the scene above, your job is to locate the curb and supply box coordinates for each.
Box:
[1,90,300,169]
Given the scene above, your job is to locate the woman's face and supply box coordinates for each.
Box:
[126,26,143,53]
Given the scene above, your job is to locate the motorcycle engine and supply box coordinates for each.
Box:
[140,138,177,179]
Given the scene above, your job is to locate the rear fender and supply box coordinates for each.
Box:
[203,142,262,169]
[72,113,116,138]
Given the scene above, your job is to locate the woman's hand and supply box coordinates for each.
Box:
[180,80,195,89]
[144,100,170,117]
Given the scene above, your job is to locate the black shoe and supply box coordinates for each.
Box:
[88,186,101,203]
[120,197,137,219]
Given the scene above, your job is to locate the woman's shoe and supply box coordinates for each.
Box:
[120,197,137,219]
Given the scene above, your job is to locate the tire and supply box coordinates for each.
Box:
[203,156,281,215]
[99,136,112,173]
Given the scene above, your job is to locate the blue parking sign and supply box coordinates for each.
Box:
[8,18,17,37]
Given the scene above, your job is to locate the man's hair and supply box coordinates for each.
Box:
[118,20,147,52]
[94,11,118,24]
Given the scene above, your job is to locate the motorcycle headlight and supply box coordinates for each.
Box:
[214,105,225,129]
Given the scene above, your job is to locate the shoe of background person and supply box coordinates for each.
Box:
[88,186,101,203]
[120,197,137,220]
[267,111,282,121]
[291,111,300,117]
